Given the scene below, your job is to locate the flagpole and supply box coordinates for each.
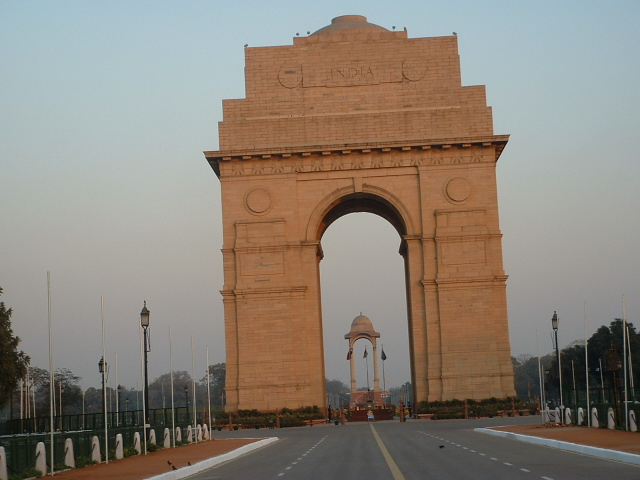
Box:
[102,296,109,463]
[206,346,211,439]
[191,336,197,442]
[628,324,635,397]
[536,331,544,424]
[623,295,629,430]
[115,353,119,426]
[382,345,386,406]
[584,302,590,426]
[48,272,54,476]
[364,346,370,392]
[169,326,175,448]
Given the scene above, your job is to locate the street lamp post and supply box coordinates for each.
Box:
[551,311,564,417]
[98,357,107,426]
[140,302,150,426]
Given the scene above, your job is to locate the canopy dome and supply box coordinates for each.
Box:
[345,313,380,338]
[311,15,389,36]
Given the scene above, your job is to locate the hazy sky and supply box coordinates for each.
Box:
[2,1,639,395]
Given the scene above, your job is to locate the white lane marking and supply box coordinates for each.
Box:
[277,434,328,477]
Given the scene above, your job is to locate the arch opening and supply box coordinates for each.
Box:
[318,208,411,410]
[316,193,408,242]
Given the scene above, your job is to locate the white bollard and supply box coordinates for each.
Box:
[554,407,561,423]
[175,426,182,443]
[1,446,8,480]
[607,407,616,429]
[577,407,584,426]
[91,436,101,463]
[542,408,550,423]
[630,410,637,432]
[564,408,572,425]
[64,438,75,468]
[133,432,142,454]
[591,407,599,428]
[35,442,47,475]
[187,425,193,443]
[163,428,171,448]
[149,429,156,445]
[197,424,202,442]
[115,434,124,459]
[203,424,210,440]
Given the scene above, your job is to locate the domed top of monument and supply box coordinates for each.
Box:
[311,15,389,36]
[345,313,381,338]
[301,15,402,44]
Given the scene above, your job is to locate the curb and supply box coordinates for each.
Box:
[475,427,640,466]
[145,437,279,480]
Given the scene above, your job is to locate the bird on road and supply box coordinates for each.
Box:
[439,445,445,449]
[171,466,177,471]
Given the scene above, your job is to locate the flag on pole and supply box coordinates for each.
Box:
[381,348,387,361]
[363,347,368,359]
[347,348,352,360]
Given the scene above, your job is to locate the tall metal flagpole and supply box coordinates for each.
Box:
[115,353,119,426]
[584,302,590,427]
[101,297,109,464]
[381,345,386,406]
[364,346,370,391]
[206,346,212,439]
[623,295,629,430]
[536,331,544,424]
[48,272,54,476]
[192,336,197,442]
[170,326,175,448]
[628,325,635,397]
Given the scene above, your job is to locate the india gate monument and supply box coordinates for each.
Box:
[205,15,515,412]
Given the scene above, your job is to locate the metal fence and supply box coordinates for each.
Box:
[0,407,198,476]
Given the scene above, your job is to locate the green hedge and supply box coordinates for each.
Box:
[417,397,526,417]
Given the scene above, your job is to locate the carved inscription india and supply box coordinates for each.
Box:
[331,65,374,80]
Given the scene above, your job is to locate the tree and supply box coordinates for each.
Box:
[586,319,640,390]
[27,366,83,416]
[326,378,350,407]
[148,370,194,409]
[0,287,30,408]
[204,363,226,408]
[512,353,554,401]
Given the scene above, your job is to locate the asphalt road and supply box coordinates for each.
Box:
[190,417,640,479]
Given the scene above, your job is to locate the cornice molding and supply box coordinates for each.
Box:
[206,135,508,177]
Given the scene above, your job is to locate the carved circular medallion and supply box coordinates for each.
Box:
[444,177,472,204]
[278,66,303,88]
[402,59,427,81]
[245,187,273,215]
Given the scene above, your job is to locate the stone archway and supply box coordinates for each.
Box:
[205,15,515,412]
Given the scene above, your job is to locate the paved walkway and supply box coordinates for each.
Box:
[43,422,640,479]
[481,423,640,466]
[46,437,277,480]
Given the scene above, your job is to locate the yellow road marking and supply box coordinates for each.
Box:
[370,424,407,480]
